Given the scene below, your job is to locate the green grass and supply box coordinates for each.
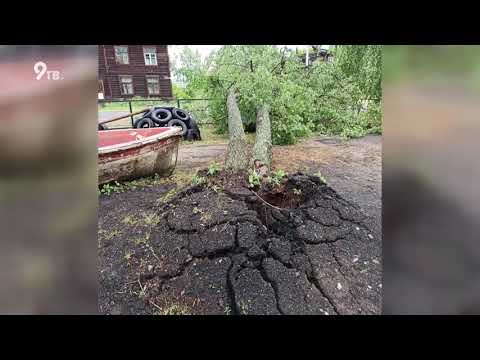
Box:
[98,99,177,113]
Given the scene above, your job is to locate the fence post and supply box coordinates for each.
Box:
[177,99,181,109]
[129,101,134,127]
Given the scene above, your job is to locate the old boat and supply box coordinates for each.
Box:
[98,127,182,185]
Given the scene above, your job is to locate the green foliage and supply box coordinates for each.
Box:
[100,181,124,196]
[191,175,205,186]
[173,45,382,143]
[171,46,211,98]
[268,169,286,187]
[247,169,261,188]
[192,206,203,214]
[207,46,316,144]
[314,170,327,184]
[207,162,221,176]
[156,304,190,315]
[172,83,188,99]
[293,188,302,196]
[334,45,382,101]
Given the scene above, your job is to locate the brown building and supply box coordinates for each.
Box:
[98,45,173,99]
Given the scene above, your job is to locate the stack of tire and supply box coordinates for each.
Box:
[133,106,201,141]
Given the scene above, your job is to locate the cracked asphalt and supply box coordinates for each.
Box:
[98,173,381,315]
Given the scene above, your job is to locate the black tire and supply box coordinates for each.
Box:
[98,123,107,131]
[185,129,195,141]
[167,119,188,136]
[133,116,145,128]
[151,108,172,125]
[172,108,189,121]
[189,118,202,140]
[135,118,154,128]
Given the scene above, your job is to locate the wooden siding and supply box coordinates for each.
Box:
[98,45,172,99]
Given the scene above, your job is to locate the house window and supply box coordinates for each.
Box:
[115,46,129,64]
[119,76,133,95]
[144,47,157,66]
[146,76,160,95]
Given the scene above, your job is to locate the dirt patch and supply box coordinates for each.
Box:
[176,134,382,234]
[98,172,381,315]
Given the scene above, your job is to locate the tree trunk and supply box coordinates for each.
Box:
[252,104,272,168]
[225,87,249,171]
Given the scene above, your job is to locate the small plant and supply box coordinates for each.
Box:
[207,162,221,176]
[192,206,203,215]
[191,175,205,186]
[100,181,124,196]
[104,229,121,241]
[248,169,261,188]
[239,301,249,315]
[314,170,327,184]
[121,216,137,226]
[200,212,212,223]
[293,188,302,196]
[143,212,160,227]
[157,188,176,204]
[267,176,279,187]
[273,169,286,179]
[210,184,221,193]
[158,304,190,315]
[123,249,133,261]
[267,169,286,187]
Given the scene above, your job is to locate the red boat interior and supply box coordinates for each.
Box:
[98,128,172,148]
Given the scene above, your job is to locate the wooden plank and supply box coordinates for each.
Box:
[98,108,150,125]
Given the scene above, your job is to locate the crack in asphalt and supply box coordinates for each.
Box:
[104,173,379,315]
[306,255,340,315]
[258,264,285,315]
[226,260,239,315]
[329,245,364,312]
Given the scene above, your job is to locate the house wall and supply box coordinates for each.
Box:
[98,45,173,99]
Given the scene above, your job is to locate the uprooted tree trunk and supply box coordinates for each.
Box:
[225,87,250,171]
[251,104,272,169]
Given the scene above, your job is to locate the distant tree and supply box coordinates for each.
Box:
[334,45,382,101]
[171,46,211,97]
[212,46,281,170]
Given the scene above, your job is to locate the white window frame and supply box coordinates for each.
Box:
[115,46,129,65]
[143,47,158,66]
[146,75,160,95]
[119,75,133,95]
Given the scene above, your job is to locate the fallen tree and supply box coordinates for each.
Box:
[225,87,249,171]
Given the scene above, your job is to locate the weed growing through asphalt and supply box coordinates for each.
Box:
[100,181,124,195]
[123,249,133,261]
[207,162,221,176]
[156,188,176,205]
[103,229,121,241]
[248,169,261,188]
[239,301,249,315]
[143,212,160,227]
[156,304,190,315]
[314,170,327,184]
[267,169,286,187]
[191,175,205,186]
[210,184,221,193]
[192,206,203,215]
[293,188,302,196]
[121,215,137,226]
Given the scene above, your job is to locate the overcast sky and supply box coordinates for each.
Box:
[169,45,329,61]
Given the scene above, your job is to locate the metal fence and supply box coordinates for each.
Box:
[98,98,216,128]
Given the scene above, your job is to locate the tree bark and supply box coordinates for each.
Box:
[252,104,272,168]
[225,87,249,171]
